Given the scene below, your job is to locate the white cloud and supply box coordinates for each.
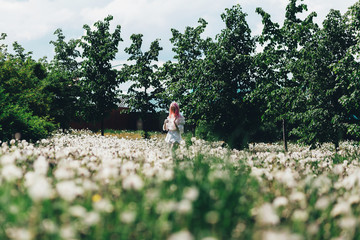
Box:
[78,0,237,60]
[1,0,74,41]
[0,0,357,60]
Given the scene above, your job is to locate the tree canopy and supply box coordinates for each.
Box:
[1,0,360,150]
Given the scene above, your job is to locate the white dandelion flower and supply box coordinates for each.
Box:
[33,156,48,175]
[93,198,114,213]
[315,196,330,210]
[2,164,22,182]
[56,180,83,202]
[183,187,199,202]
[273,196,289,208]
[331,201,352,217]
[338,216,357,230]
[83,211,100,226]
[6,227,32,240]
[69,205,87,218]
[120,211,137,224]
[27,175,53,201]
[122,174,144,191]
[60,225,75,239]
[168,230,194,240]
[177,199,192,214]
[292,209,309,222]
[254,203,280,226]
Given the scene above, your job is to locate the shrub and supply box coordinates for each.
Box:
[0,102,56,142]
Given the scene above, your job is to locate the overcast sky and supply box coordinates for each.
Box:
[0,0,358,64]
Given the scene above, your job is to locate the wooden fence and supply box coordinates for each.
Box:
[70,107,167,132]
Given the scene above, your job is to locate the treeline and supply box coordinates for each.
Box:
[1,0,360,149]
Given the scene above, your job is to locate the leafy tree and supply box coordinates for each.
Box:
[332,1,360,140]
[0,37,56,141]
[159,18,210,131]
[0,33,7,60]
[250,0,318,151]
[291,9,356,148]
[194,4,257,148]
[161,6,257,148]
[47,28,81,131]
[79,15,122,136]
[122,33,163,137]
[1,42,51,118]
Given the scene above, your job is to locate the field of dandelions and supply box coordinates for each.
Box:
[1,130,360,240]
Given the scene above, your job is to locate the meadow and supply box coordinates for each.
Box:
[1,130,360,240]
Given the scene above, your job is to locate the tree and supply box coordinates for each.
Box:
[332,1,360,140]
[47,28,81,131]
[159,18,210,131]
[121,34,163,137]
[1,42,51,118]
[0,36,56,141]
[160,6,257,148]
[250,0,318,151]
[291,9,356,148]
[194,5,257,148]
[79,15,122,136]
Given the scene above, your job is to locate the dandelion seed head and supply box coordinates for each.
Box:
[168,230,194,240]
[2,164,22,182]
[183,187,199,202]
[120,210,136,224]
[122,174,144,191]
[254,203,280,226]
[273,196,289,208]
[27,175,53,201]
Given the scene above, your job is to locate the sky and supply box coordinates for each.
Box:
[0,0,358,65]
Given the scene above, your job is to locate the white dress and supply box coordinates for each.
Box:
[163,116,185,144]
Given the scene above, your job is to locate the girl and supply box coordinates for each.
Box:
[163,102,185,154]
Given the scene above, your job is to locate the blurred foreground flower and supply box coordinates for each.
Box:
[1,164,22,182]
[120,210,136,224]
[168,229,194,240]
[122,174,144,190]
[27,174,53,201]
[253,203,280,226]
[92,194,102,202]
[56,180,83,202]
[183,186,199,201]
[262,230,302,240]
[6,227,32,240]
[331,201,352,217]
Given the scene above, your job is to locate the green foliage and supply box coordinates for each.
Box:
[160,6,259,148]
[250,0,319,150]
[0,87,56,142]
[79,15,123,136]
[332,1,360,139]
[159,18,209,129]
[0,51,51,118]
[1,1,360,148]
[289,9,356,148]
[198,5,258,148]
[46,28,81,131]
[0,37,56,142]
[121,33,163,137]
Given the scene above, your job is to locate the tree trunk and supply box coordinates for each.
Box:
[282,118,288,152]
[142,113,150,139]
[101,117,104,136]
[334,140,339,152]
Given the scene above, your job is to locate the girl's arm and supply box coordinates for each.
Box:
[163,118,169,131]
[175,117,185,133]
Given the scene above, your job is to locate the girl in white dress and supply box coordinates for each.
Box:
[163,102,185,155]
